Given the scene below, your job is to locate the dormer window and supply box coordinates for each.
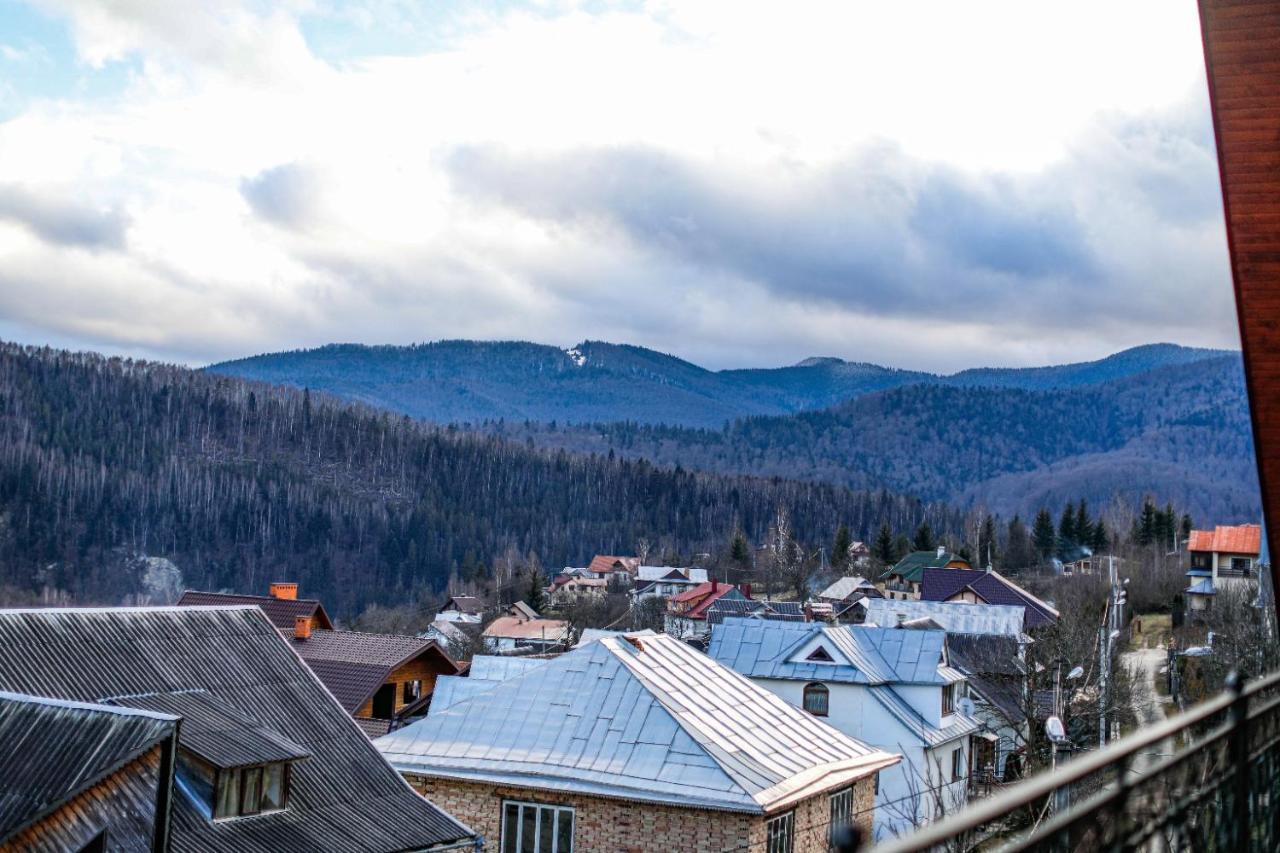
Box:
[942,683,956,716]
[214,762,292,819]
[806,646,834,662]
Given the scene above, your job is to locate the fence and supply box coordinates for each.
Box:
[873,668,1280,852]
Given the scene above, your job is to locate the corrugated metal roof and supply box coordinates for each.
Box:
[0,606,473,852]
[1188,524,1262,555]
[467,655,551,682]
[703,600,805,626]
[0,691,177,845]
[481,616,569,642]
[111,690,310,769]
[377,634,898,813]
[861,599,1026,638]
[817,577,876,601]
[920,568,1059,628]
[1186,579,1218,595]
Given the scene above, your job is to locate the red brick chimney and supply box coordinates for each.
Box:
[294,615,312,641]
[269,582,298,600]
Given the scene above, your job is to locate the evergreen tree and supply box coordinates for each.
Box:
[913,522,936,552]
[1057,501,1077,557]
[1033,509,1056,564]
[1180,514,1193,547]
[729,532,749,565]
[1074,499,1092,548]
[893,534,912,564]
[1162,502,1178,551]
[832,525,853,569]
[1006,515,1034,569]
[957,544,974,564]
[977,515,998,568]
[1091,518,1110,554]
[524,568,547,614]
[1138,499,1157,546]
[873,523,895,565]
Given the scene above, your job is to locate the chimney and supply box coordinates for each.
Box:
[803,601,813,622]
[743,583,752,600]
[294,616,312,641]
[936,546,946,559]
[270,582,298,600]
[896,612,907,628]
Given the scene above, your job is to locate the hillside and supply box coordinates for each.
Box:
[207,340,1230,428]
[0,342,957,615]
[494,355,1260,521]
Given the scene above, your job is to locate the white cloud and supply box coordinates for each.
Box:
[0,0,1237,371]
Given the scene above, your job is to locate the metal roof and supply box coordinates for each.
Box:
[703,599,805,626]
[860,599,1027,638]
[377,634,898,814]
[482,616,569,642]
[111,690,310,769]
[176,590,333,632]
[0,606,473,852]
[467,655,551,682]
[920,568,1059,628]
[0,691,178,845]
[817,577,877,601]
[1186,579,1218,595]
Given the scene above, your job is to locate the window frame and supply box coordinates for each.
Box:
[212,762,292,821]
[951,747,965,782]
[403,679,422,704]
[766,810,795,853]
[942,683,956,716]
[828,787,853,847]
[500,799,575,853]
[803,682,830,717]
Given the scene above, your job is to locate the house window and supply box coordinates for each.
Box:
[766,811,794,853]
[501,800,574,853]
[828,787,853,846]
[403,679,422,704]
[803,683,830,717]
[942,684,956,716]
[214,763,291,820]
[874,771,880,796]
[951,748,964,782]
[806,646,834,662]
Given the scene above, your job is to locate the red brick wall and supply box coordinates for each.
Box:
[407,773,875,852]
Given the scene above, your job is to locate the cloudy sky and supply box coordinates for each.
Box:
[0,0,1238,371]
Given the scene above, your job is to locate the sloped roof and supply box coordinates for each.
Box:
[290,629,457,714]
[920,568,1059,628]
[112,690,310,769]
[482,616,569,642]
[443,596,484,614]
[575,628,658,647]
[0,606,473,852]
[861,599,1027,638]
[881,551,969,583]
[1188,524,1262,556]
[377,634,898,813]
[945,634,1026,678]
[635,566,708,583]
[704,599,805,626]
[588,555,640,575]
[1186,579,1218,595]
[508,601,540,620]
[177,589,333,631]
[817,576,877,602]
[0,691,177,846]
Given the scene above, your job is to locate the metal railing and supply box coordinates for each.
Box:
[874,669,1280,852]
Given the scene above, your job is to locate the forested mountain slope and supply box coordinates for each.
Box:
[495,355,1259,522]
[0,343,956,614]
[208,340,1229,428]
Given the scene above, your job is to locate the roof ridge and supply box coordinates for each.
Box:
[0,690,180,721]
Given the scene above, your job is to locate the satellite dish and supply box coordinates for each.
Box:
[957,697,975,717]
[1045,715,1066,741]
[1066,666,1084,680]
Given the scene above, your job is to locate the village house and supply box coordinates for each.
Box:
[376,633,899,853]
[631,565,709,599]
[1185,524,1264,611]
[709,618,978,840]
[482,602,570,653]
[817,576,882,612]
[704,598,806,626]
[920,568,1059,630]
[586,554,641,581]
[0,606,475,852]
[550,576,610,602]
[0,692,179,852]
[878,548,972,600]
[178,584,462,738]
[663,579,747,639]
[436,595,485,624]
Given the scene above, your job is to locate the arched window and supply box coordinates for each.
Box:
[803,682,829,717]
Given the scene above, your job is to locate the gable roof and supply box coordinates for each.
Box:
[508,601,540,620]
[945,634,1026,678]
[376,634,898,814]
[176,589,333,631]
[920,568,1059,628]
[443,596,484,615]
[0,606,472,852]
[290,629,458,714]
[588,555,640,575]
[669,582,746,619]
[0,691,178,847]
[704,599,805,626]
[817,576,877,602]
[881,551,969,583]
[1188,524,1262,556]
[481,615,569,642]
[860,599,1027,638]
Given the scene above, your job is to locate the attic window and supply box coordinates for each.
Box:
[214,762,292,820]
[806,646,834,662]
[803,683,830,717]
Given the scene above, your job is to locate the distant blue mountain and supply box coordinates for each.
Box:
[207,340,1232,429]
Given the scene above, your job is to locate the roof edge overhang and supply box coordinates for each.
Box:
[752,753,902,813]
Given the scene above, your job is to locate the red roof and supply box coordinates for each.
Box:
[669,582,744,620]
[1188,524,1262,556]
[177,589,333,631]
[588,555,639,575]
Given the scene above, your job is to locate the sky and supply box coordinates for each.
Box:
[0,0,1239,372]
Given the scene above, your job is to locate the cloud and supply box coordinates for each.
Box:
[240,163,325,229]
[0,184,128,249]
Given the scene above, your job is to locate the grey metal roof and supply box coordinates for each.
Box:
[0,606,473,853]
[860,599,1027,638]
[817,577,876,601]
[1186,579,1218,594]
[466,655,551,682]
[377,634,898,814]
[0,691,177,845]
[111,690,311,769]
[703,599,805,626]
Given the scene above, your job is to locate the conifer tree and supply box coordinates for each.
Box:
[1138,499,1157,546]
[977,515,998,568]
[1091,518,1110,554]
[873,523,895,565]
[1033,509,1056,564]
[1058,501,1077,557]
[833,525,853,569]
[729,532,749,565]
[1006,515,1034,569]
[913,522,936,552]
[524,567,546,614]
[1074,499,1092,548]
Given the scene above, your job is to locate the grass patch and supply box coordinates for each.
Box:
[1131,613,1172,649]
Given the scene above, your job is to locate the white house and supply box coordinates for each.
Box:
[631,565,708,600]
[435,595,483,624]
[709,617,978,840]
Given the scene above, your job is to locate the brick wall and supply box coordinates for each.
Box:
[408,773,875,852]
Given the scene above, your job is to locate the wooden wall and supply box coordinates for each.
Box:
[1198,0,1280,612]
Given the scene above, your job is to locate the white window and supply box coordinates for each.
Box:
[501,800,574,853]
[766,811,794,853]
[951,748,964,782]
[828,787,853,846]
[942,683,956,716]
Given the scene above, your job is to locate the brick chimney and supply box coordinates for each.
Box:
[743,583,752,600]
[269,582,298,600]
[294,615,312,641]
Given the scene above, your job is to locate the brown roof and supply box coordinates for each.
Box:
[293,629,459,713]
[176,589,333,631]
[443,596,484,615]
[1188,524,1262,556]
[588,555,640,575]
[482,616,570,642]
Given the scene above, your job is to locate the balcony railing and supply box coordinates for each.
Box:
[873,669,1280,852]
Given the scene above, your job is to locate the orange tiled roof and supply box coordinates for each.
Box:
[1188,524,1262,556]
[588,555,640,575]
